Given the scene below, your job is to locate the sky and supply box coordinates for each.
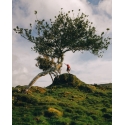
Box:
[12,0,112,87]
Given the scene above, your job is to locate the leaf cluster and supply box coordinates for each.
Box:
[13,9,111,59]
[35,56,56,71]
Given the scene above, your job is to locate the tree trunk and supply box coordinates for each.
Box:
[25,62,63,91]
[49,73,54,82]
[27,67,56,90]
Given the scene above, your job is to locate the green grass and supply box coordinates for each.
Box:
[12,73,112,125]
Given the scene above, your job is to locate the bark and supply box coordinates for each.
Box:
[49,73,54,82]
[27,67,56,89]
[25,62,63,91]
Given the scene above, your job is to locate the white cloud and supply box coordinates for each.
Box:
[98,0,112,16]
[12,0,112,87]
[61,51,112,84]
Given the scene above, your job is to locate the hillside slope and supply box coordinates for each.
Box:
[12,73,112,125]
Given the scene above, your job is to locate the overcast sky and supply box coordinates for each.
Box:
[12,0,112,87]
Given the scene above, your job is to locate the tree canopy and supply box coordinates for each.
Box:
[14,9,111,60]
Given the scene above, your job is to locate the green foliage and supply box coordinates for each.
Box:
[101,107,107,112]
[12,74,112,125]
[13,9,111,60]
[35,56,56,71]
[103,113,112,120]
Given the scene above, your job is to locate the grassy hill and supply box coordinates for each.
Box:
[12,73,112,125]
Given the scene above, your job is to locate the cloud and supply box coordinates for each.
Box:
[12,0,112,87]
[61,51,112,84]
[98,0,112,16]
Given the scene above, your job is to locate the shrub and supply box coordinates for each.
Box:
[91,114,98,120]
[70,120,85,125]
[103,113,112,119]
[65,108,74,113]
[33,109,42,116]
[15,101,27,106]
[55,117,71,125]
[78,84,96,93]
[101,107,107,112]
[44,107,63,117]
[14,93,39,105]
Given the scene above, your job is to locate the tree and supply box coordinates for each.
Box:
[13,9,111,90]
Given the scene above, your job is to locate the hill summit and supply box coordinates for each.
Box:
[48,73,97,93]
[49,73,85,87]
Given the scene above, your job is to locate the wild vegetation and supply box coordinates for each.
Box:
[12,73,112,125]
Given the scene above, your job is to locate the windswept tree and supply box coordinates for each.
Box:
[13,9,111,90]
